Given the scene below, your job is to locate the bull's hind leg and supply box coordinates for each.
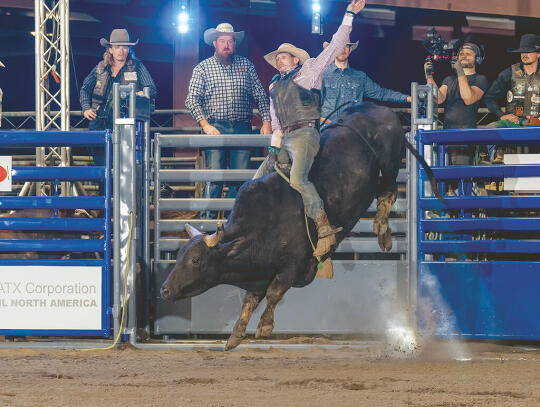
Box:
[373,190,397,251]
[225,291,264,351]
[255,273,294,339]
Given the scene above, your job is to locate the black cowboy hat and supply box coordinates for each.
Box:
[507,34,540,53]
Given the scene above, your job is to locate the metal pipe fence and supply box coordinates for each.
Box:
[415,125,540,340]
[0,130,112,338]
[1,107,497,132]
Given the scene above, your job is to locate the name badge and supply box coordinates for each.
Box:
[124,71,138,82]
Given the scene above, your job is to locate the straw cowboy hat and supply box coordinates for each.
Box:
[507,34,540,53]
[322,40,359,51]
[264,43,310,70]
[100,29,139,48]
[204,23,245,46]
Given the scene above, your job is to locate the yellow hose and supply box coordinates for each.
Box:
[80,211,133,351]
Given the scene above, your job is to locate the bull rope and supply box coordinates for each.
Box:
[273,164,324,271]
[80,211,133,351]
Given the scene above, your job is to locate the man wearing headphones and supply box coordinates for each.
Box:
[424,43,489,165]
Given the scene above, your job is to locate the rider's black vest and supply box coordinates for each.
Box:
[506,63,540,118]
[269,66,321,130]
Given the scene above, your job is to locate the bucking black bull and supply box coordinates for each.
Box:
[160,102,441,350]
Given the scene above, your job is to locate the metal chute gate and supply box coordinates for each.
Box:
[0,83,150,346]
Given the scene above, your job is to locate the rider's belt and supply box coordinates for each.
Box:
[284,120,318,133]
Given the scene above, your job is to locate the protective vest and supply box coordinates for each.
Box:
[91,58,139,111]
[270,66,321,130]
[506,63,540,118]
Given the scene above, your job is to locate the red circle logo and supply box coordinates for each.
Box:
[0,165,7,183]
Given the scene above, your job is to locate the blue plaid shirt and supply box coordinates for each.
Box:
[321,63,408,120]
[185,54,271,123]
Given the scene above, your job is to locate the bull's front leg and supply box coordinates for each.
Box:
[373,190,397,252]
[255,273,293,339]
[225,291,264,351]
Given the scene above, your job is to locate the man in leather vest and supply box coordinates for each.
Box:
[262,0,366,259]
[80,29,156,158]
[485,34,540,162]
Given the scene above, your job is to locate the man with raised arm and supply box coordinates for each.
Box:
[263,0,366,258]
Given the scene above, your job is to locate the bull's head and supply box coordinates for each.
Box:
[160,222,225,301]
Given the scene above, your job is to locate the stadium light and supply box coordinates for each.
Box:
[312,0,323,35]
[177,0,189,34]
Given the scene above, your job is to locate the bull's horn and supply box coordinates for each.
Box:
[185,223,203,238]
[204,221,224,247]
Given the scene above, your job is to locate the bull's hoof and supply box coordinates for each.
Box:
[225,334,245,351]
[378,227,393,252]
[255,322,274,339]
[373,218,388,236]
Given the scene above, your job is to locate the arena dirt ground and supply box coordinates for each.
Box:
[1,338,539,407]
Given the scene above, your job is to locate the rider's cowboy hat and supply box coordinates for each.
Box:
[322,40,359,51]
[264,43,310,70]
[204,23,245,46]
[100,29,139,48]
[507,34,540,53]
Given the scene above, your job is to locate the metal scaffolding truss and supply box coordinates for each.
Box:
[33,0,71,196]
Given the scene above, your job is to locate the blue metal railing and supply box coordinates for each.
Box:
[416,126,540,340]
[0,130,112,338]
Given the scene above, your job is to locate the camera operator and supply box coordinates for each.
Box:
[484,34,540,163]
[424,43,489,166]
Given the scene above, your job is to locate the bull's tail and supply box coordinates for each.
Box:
[404,138,446,203]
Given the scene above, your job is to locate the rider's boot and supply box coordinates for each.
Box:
[313,210,342,257]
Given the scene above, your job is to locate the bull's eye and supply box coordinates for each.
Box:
[192,257,200,266]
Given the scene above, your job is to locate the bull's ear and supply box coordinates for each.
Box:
[204,221,224,247]
[185,223,203,238]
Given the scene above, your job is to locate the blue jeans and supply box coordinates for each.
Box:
[202,120,252,219]
[281,127,323,219]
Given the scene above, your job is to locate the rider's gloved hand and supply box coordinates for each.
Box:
[266,147,279,173]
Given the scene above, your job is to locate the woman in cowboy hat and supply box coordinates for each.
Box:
[261,0,366,262]
[79,29,156,136]
[484,34,540,162]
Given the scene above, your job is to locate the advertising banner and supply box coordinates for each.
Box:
[0,266,102,331]
[0,156,11,192]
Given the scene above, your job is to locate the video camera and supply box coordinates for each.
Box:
[422,28,462,63]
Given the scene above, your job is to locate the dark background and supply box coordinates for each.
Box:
[0,0,538,113]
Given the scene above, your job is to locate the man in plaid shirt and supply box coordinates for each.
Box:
[186,23,271,218]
